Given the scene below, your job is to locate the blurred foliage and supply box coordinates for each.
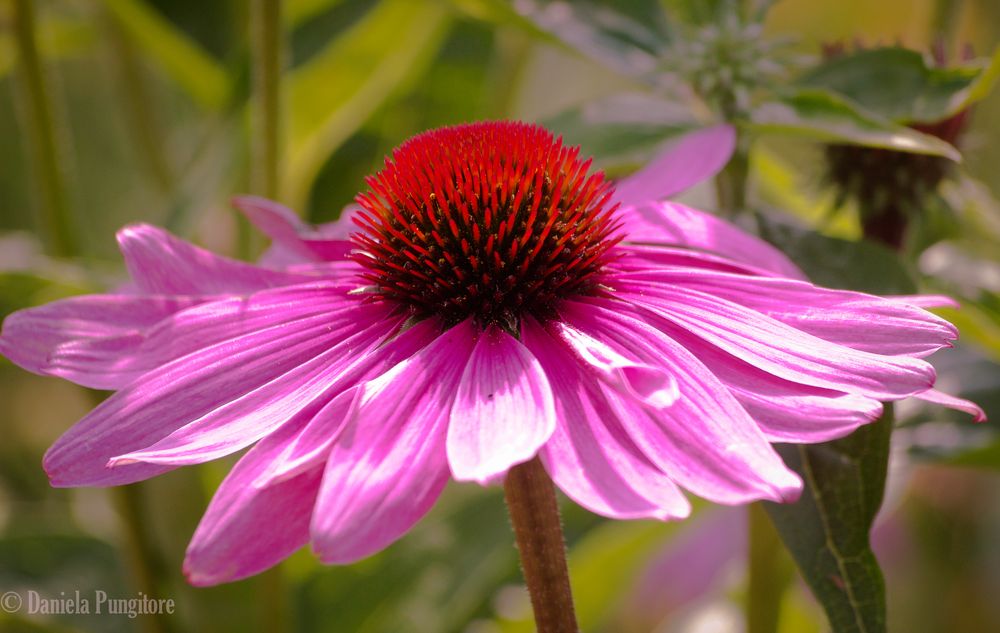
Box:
[1,0,999,632]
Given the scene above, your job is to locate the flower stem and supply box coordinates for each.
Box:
[714,134,750,219]
[503,457,578,633]
[250,0,283,201]
[113,483,176,633]
[746,502,793,633]
[248,3,289,629]
[12,0,78,257]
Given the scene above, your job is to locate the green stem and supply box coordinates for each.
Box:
[503,457,579,633]
[12,0,78,257]
[113,483,177,633]
[250,0,283,201]
[240,0,284,259]
[84,393,173,633]
[714,133,750,218]
[747,502,794,633]
[248,4,289,629]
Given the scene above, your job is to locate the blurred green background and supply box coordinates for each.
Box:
[1,1,999,631]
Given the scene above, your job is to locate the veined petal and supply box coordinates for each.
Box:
[43,302,386,487]
[617,268,957,357]
[311,320,477,564]
[619,202,805,279]
[47,283,354,390]
[128,283,357,370]
[252,320,444,488]
[613,125,736,206]
[233,196,353,262]
[522,318,692,520]
[574,297,883,443]
[108,308,403,467]
[183,418,323,586]
[447,326,556,484]
[549,321,678,409]
[557,300,802,504]
[117,224,311,294]
[0,294,203,389]
[913,388,987,422]
[886,294,959,309]
[614,243,775,276]
[623,284,936,400]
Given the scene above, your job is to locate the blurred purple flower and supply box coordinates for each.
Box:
[0,121,980,585]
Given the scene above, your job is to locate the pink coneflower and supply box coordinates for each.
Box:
[0,121,980,590]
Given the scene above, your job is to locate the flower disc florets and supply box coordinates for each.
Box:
[351,121,622,330]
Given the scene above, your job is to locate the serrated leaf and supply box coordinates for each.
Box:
[102,0,230,111]
[750,90,961,161]
[797,46,1000,124]
[285,0,452,208]
[764,409,893,633]
[542,92,699,170]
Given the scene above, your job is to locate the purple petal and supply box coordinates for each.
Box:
[232,196,353,263]
[558,299,803,505]
[550,321,678,409]
[447,326,556,484]
[618,267,957,357]
[886,294,960,309]
[522,317,692,520]
[913,388,987,422]
[252,320,444,488]
[620,283,936,400]
[613,125,736,205]
[311,320,477,564]
[43,299,392,487]
[618,202,805,279]
[183,418,323,586]
[127,283,356,371]
[629,508,745,622]
[0,294,203,389]
[49,283,352,390]
[117,224,311,294]
[578,297,883,442]
[108,307,403,467]
[614,243,776,277]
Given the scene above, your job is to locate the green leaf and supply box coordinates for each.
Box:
[103,0,230,111]
[756,221,916,632]
[542,92,700,171]
[749,90,961,161]
[285,0,452,208]
[797,46,1000,124]
[509,0,670,80]
[764,409,894,633]
[756,219,917,294]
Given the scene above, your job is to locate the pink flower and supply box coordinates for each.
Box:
[0,121,981,586]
